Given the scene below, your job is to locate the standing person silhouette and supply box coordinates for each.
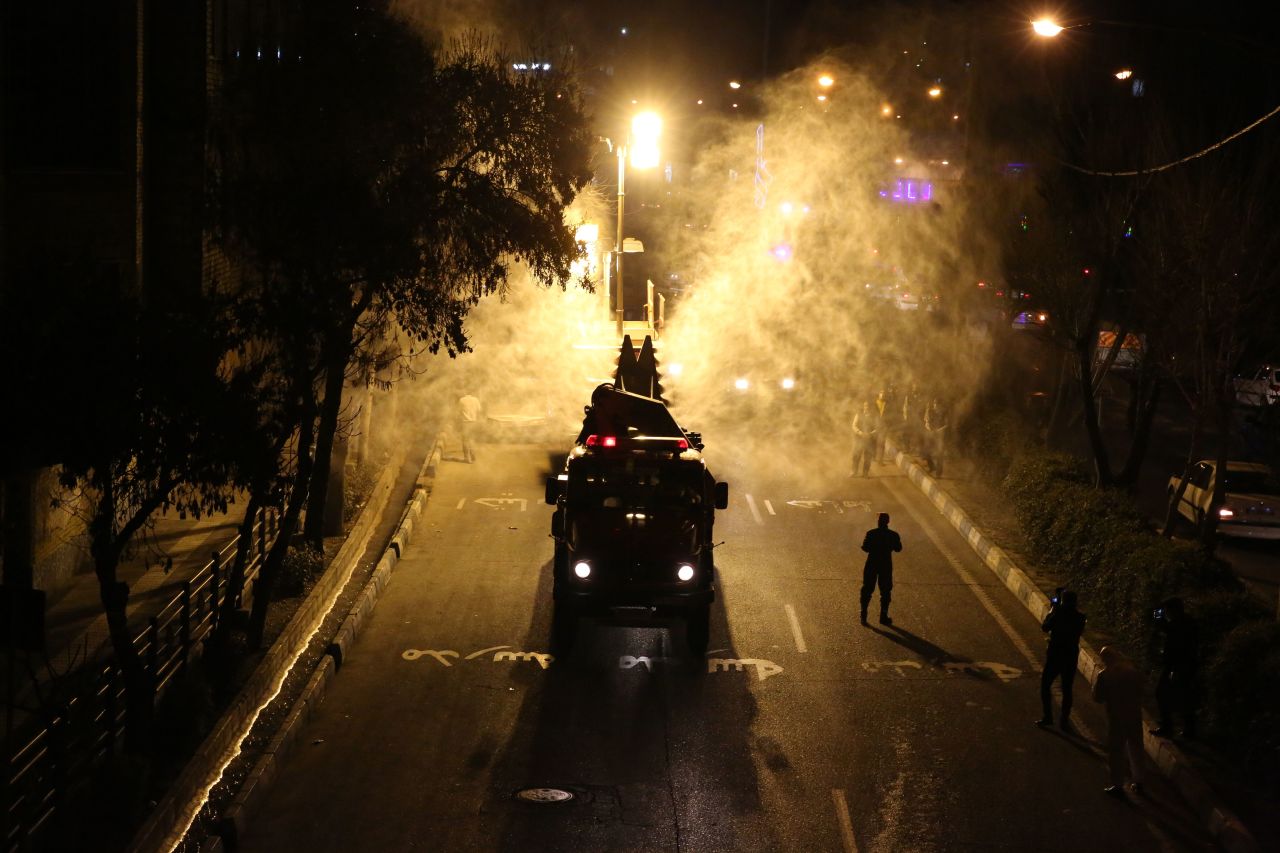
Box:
[1152,597,1199,738]
[860,512,903,625]
[1037,588,1086,732]
[852,400,879,477]
[457,391,481,463]
[1094,645,1147,797]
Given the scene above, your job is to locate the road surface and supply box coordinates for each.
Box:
[236,442,1212,852]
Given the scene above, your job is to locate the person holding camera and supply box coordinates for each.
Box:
[1152,597,1198,738]
[1036,588,1086,731]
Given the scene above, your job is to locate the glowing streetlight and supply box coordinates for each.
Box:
[729,80,742,89]
[817,73,835,88]
[816,94,828,102]
[611,111,662,331]
[927,85,943,98]
[1032,18,1064,37]
[881,103,893,116]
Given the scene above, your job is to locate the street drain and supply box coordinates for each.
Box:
[515,787,575,804]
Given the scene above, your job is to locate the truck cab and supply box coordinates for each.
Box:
[546,385,728,654]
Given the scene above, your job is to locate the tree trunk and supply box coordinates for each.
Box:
[1162,409,1204,537]
[1044,350,1073,444]
[248,412,316,649]
[1075,341,1114,486]
[304,348,348,549]
[324,432,348,536]
[1200,396,1233,548]
[212,492,262,649]
[1116,377,1161,489]
[89,492,155,755]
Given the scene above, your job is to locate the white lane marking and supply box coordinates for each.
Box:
[745,493,764,525]
[784,604,808,653]
[832,788,859,853]
[456,499,466,509]
[764,499,776,515]
[883,479,1040,670]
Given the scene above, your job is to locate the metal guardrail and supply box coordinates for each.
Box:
[3,509,279,852]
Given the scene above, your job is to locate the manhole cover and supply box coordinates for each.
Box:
[515,787,575,804]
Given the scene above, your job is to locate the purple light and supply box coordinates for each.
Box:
[886,178,933,204]
[770,243,793,262]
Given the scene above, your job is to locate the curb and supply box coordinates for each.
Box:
[129,453,403,853]
[201,437,441,850]
[887,439,1260,853]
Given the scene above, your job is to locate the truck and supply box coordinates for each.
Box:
[544,363,728,655]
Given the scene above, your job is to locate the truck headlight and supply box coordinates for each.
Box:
[574,561,592,579]
[677,563,695,582]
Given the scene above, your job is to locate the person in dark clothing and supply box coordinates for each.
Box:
[1152,597,1198,738]
[1037,589,1086,731]
[851,400,879,477]
[860,512,903,625]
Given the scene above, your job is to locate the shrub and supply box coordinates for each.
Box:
[343,462,379,523]
[275,545,323,599]
[1204,620,1280,759]
[962,407,1038,481]
[998,447,1278,754]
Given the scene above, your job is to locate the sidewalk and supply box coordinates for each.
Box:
[3,507,248,731]
[903,449,1276,851]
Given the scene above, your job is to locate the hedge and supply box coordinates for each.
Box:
[1001,452,1279,763]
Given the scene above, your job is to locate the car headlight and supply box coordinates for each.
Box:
[574,560,592,579]
[734,377,750,391]
[1218,507,1235,520]
[780,377,796,390]
[676,563,695,582]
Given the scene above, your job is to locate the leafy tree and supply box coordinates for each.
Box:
[2,259,251,749]
[1147,146,1280,541]
[215,4,593,641]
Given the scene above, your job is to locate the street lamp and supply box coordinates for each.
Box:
[817,73,835,88]
[612,110,662,331]
[1031,18,1064,37]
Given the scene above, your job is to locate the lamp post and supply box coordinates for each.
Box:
[612,111,662,334]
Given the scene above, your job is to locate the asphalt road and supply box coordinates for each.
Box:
[236,442,1214,852]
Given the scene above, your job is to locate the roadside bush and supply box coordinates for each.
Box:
[1204,620,1280,763]
[999,448,1278,756]
[275,545,323,599]
[343,462,379,523]
[961,407,1037,481]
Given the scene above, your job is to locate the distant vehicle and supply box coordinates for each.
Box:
[1233,365,1280,407]
[1011,309,1048,330]
[1167,460,1280,539]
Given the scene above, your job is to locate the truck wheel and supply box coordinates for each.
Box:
[686,605,710,656]
[551,603,578,654]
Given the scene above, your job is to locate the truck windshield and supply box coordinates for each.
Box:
[570,460,703,509]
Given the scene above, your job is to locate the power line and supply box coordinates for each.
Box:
[1059,101,1280,177]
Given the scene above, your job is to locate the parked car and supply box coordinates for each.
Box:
[1167,460,1280,539]
[1233,365,1280,407]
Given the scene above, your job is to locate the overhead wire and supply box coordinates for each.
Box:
[1057,101,1280,177]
